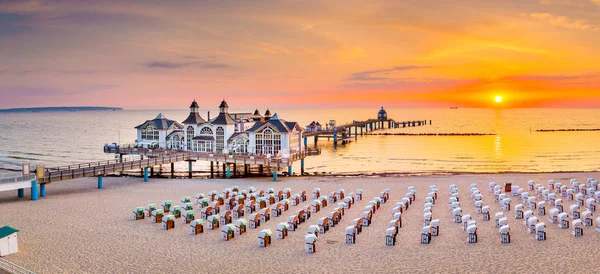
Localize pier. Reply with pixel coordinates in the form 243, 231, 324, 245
1, 111, 429, 201
303, 118, 429, 145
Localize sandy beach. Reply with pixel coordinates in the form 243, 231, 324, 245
1, 172, 599, 273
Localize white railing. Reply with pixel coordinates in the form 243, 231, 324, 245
0, 174, 36, 184
0, 258, 35, 274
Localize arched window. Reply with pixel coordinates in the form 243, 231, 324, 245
200, 127, 213, 135
255, 127, 280, 155
216, 127, 225, 152
142, 126, 159, 141
186, 126, 194, 150
173, 135, 180, 149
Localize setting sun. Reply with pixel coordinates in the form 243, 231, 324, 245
495, 95, 503, 103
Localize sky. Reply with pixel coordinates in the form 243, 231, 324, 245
1, 0, 600, 109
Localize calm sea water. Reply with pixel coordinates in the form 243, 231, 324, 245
0, 108, 599, 175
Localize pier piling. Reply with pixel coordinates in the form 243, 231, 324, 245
301, 159, 305, 175
288, 165, 292, 176
170, 162, 174, 178
210, 161, 214, 178
31, 180, 38, 201
40, 184, 46, 197
143, 167, 149, 182
97, 176, 103, 189
17, 188, 24, 198
188, 161, 193, 179
226, 165, 231, 179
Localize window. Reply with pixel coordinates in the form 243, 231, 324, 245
186, 126, 194, 150
255, 127, 281, 155
233, 138, 248, 153
171, 135, 180, 149
200, 127, 213, 135
216, 127, 225, 152
142, 126, 159, 141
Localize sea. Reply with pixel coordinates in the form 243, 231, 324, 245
0, 108, 599, 176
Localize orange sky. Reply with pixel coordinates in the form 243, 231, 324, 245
1, 0, 599, 109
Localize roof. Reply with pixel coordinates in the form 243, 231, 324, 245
166, 130, 183, 139
193, 135, 215, 141
228, 132, 249, 142
135, 113, 183, 130
264, 109, 271, 116
219, 100, 229, 109
378, 107, 387, 115
246, 114, 303, 133
212, 112, 236, 125
253, 109, 261, 116
0, 226, 19, 238
190, 100, 199, 108
182, 112, 206, 124
229, 113, 253, 120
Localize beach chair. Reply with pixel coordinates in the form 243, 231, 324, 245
527, 217, 538, 233
355, 189, 363, 201
312, 188, 321, 199
570, 204, 581, 220
161, 200, 172, 213
234, 219, 248, 235
538, 201, 546, 215
346, 226, 356, 244
190, 219, 205, 235
307, 225, 319, 237
582, 210, 593, 226
161, 215, 175, 230
421, 226, 432, 244
133, 207, 145, 220
558, 212, 569, 229
305, 234, 318, 253
430, 219, 439, 236
151, 209, 164, 224
495, 212, 504, 227
500, 225, 510, 243
482, 206, 490, 221
489, 182, 496, 193
424, 212, 432, 226
502, 198, 511, 211
145, 203, 156, 217
586, 198, 596, 212
461, 215, 472, 231
276, 223, 289, 239
453, 208, 462, 223
573, 219, 584, 237
386, 227, 397, 246
467, 225, 477, 243
258, 229, 272, 247
536, 223, 546, 241
515, 204, 524, 219
221, 224, 235, 241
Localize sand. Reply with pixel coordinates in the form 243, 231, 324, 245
1, 172, 599, 273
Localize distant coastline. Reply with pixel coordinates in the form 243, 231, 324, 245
0, 106, 124, 113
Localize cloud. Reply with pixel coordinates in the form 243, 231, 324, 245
502, 73, 598, 82
257, 42, 292, 54
300, 24, 314, 31
345, 65, 432, 81
146, 61, 230, 69
527, 13, 591, 30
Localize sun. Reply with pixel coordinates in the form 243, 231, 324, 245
495, 95, 503, 103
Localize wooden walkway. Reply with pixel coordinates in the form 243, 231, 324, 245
40, 148, 319, 184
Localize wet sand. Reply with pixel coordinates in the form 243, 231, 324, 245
0, 172, 599, 273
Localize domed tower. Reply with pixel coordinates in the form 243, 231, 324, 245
377, 106, 387, 121
264, 109, 272, 120
182, 100, 206, 124
219, 99, 229, 113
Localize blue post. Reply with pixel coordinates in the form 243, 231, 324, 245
304, 137, 308, 148
144, 167, 149, 182
288, 165, 292, 176
31, 180, 38, 201
333, 133, 338, 144
40, 184, 46, 197
119, 154, 123, 163
17, 188, 24, 198
301, 159, 305, 174
98, 176, 103, 189
226, 166, 231, 179
273, 170, 278, 181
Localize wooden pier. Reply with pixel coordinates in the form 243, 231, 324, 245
302, 118, 429, 145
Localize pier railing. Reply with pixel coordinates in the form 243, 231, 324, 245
41, 146, 320, 183
0, 174, 36, 184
